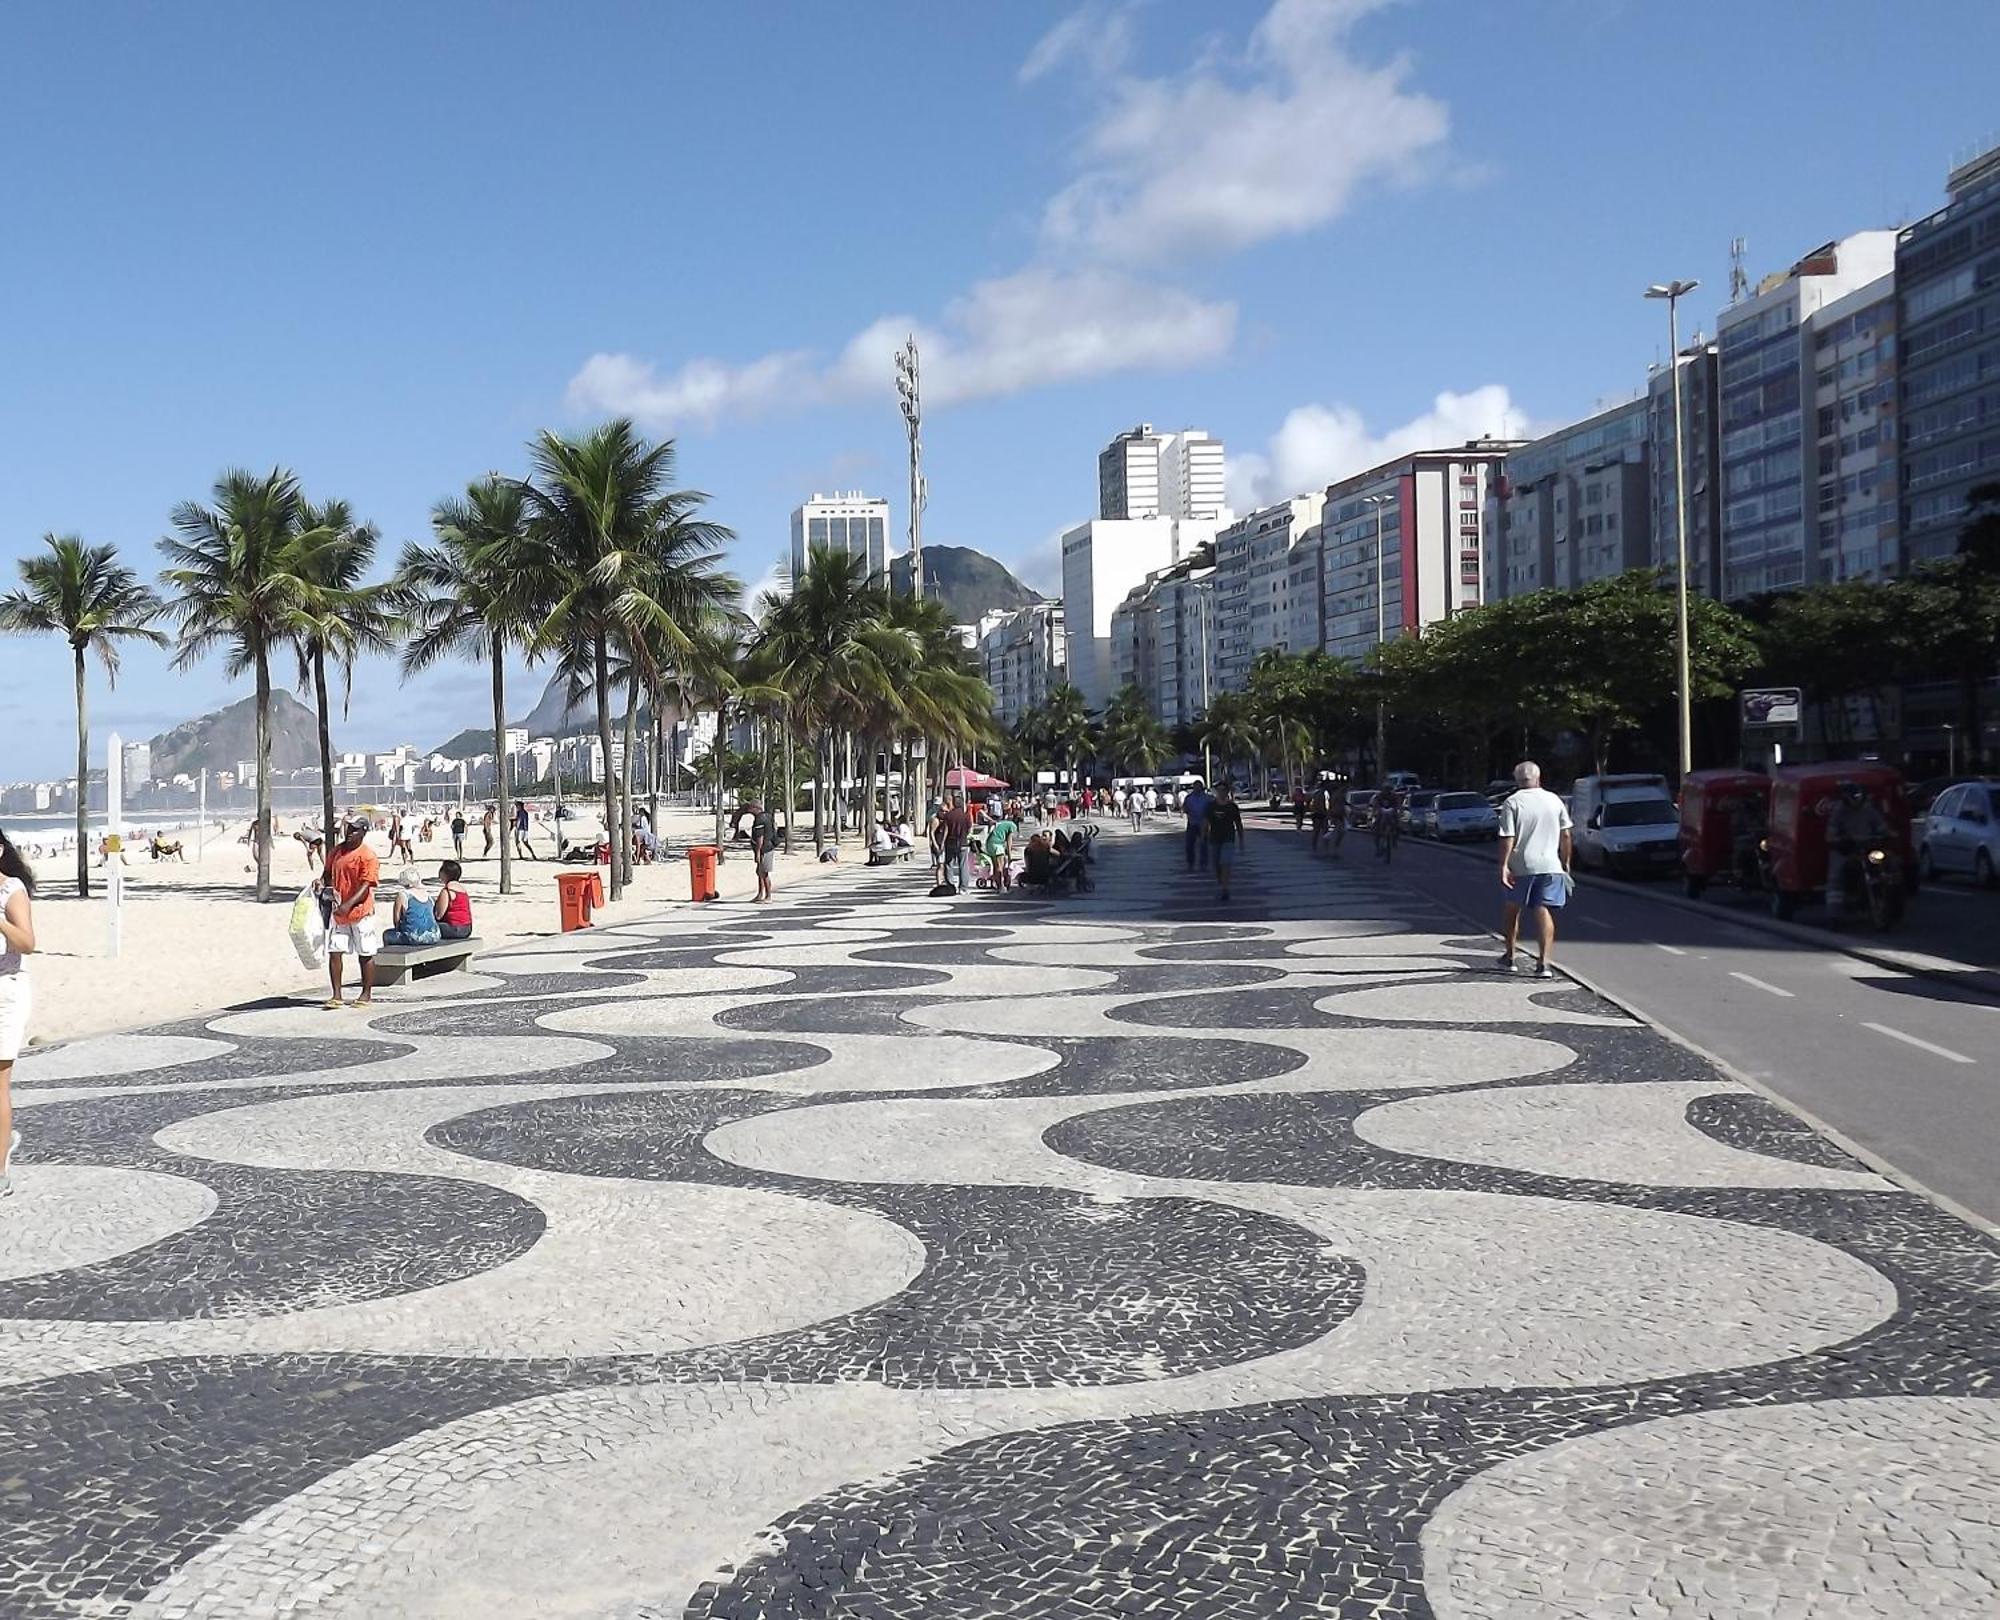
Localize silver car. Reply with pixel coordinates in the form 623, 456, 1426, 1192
1920, 781, 2000, 887
1431, 791, 1500, 842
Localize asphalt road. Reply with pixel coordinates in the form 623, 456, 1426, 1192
1276, 820, 2000, 1229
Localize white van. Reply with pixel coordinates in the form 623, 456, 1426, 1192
1570, 774, 1680, 876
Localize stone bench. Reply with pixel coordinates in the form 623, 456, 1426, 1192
372, 938, 480, 987
867, 846, 916, 866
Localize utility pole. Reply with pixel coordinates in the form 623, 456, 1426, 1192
1363, 494, 1392, 780
1647, 279, 1700, 779
895, 336, 926, 603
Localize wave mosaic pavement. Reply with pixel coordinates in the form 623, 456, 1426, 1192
3, 826, 1998, 1617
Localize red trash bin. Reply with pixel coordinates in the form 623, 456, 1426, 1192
556, 870, 599, 932
687, 844, 720, 902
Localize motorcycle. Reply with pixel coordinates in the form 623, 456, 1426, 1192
1828, 840, 1907, 930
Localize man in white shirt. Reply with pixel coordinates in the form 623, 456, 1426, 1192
1495, 760, 1573, 979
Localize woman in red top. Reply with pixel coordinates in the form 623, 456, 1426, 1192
434, 860, 473, 940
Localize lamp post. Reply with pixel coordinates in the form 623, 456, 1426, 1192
1362, 493, 1392, 780
1196, 587, 1213, 783
894, 336, 926, 602
1647, 278, 1700, 778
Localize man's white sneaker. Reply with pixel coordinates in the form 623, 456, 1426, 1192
1496, 953, 1518, 974
1533, 961, 1556, 980
1, 1128, 17, 1197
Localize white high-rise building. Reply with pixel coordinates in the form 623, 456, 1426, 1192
1061, 516, 1224, 708
1098, 425, 1231, 521
790, 492, 890, 582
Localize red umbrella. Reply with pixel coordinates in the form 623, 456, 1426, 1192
945, 767, 1008, 790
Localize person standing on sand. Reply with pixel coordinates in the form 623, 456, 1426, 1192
480, 804, 496, 857
450, 809, 466, 859
514, 799, 535, 860
323, 818, 381, 1009
0, 826, 38, 1198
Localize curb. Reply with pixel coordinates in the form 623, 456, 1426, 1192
1371, 836, 2000, 1243
1406, 831, 2000, 1007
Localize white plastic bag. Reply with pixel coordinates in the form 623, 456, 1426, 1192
289, 884, 328, 969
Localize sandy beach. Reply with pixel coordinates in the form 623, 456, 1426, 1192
17, 807, 859, 1045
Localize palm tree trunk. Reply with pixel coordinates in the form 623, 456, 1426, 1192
254, 646, 273, 902
594, 634, 621, 902
783, 723, 795, 853
492, 644, 513, 896
312, 649, 336, 882
73, 645, 90, 899
712, 703, 728, 852
619, 671, 640, 889
648, 707, 661, 832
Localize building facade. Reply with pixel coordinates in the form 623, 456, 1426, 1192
1097, 424, 1229, 521
1809, 276, 1900, 581
1321, 444, 1517, 661
1060, 515, 1222, 707
790, 492, 890, 581
977, 601, 1066, 728
1209, 495, 1325, 688
1897, 144, 2000, 566
1488, 399, 1652, 600
1107, 549, 1216, 730
1715, 232, 1896, 597
1646, 340, 1725, 600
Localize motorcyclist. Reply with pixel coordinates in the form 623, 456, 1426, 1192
1728, 789, 1767, 887
1824, 781, 1891, 908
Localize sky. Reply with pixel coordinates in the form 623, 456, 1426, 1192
2, 0, 1995, 778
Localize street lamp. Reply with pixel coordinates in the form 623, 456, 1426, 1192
1646, 278, 1700, 778
1196, 587, 1213, 783
894, 336, 926, 602
1362, 493, 1393, 780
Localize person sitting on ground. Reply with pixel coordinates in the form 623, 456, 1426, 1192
432, 860, 473, 941
384, 866, 443, 946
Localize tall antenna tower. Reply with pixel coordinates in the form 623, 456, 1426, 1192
1728, 237, 1750, 305
894, 336, 926, 602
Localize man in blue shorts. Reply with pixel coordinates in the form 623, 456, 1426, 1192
1496, 760, 1572, 980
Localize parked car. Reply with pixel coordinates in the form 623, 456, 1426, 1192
1346, 790, 1382, 830
1484, 778, 1517, 808
1385, 770, 1422, 793
1431, 790, 1500, 841
1919, 780, 2000, 887
1399, 789, 1439, 836
1571, 774, 1680, 875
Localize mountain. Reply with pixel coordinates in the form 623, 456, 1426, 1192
147, 692, 325, 779
890, 544, 1041, 625
428, 673, 612, 758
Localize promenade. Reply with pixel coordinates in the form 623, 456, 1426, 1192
2, 824, 1996, 1616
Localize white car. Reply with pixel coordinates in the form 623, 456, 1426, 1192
1430, 791, 1499, 841
1920, 780, 2000, 887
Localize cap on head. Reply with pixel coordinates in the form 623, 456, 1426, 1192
343, 817, 370, 836
1514, 761, 1542, 787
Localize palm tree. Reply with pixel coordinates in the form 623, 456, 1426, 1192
1038, 683, 1098, 800
0, 536, 165, 896
522, 421, 733, 900
1101, 682, 1172, 776
397, 477, 543, 895
676, 618, 781, 851
1197, 691, 1259, 787
290, 499, 398, 870
756, 548, 903, 852
160, 468, 317, 901
883, 591, 993, 820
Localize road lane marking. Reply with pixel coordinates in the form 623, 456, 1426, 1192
1728, 971, 1795, 998
1573, 915, 1614, 930
1862, 1022, 1976, 1064
1654, 943, 1690, 956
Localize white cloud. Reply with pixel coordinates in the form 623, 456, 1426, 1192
740, 555, 790, 614
1019, 2, 1134, 83
1038, 0, 1448, 262
1010, 524, 1072, 596
567, 268, 1236, 429
1227, 385, 1524, 508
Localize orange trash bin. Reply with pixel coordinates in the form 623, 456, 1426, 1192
556, 870, 599, 931
687, 844, 720, 902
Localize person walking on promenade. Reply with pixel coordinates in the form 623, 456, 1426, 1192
1181, 777, 1213, 872
1374, 785, 1402, 863
1309, 780, 1331, 854
1129, 789, 1145, 833
746, 798, 778, 902
1496, 760, 1573, 980
1291, 785, 1307, 833
1329, 779, 1349, 858
1204, 781, 1245, 902
323, 817, 382, 1009
450, 808, 466, 860
0, 827, 38, 1198
513, 799, 536, 861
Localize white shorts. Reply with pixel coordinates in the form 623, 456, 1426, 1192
0, 974, 29, 1063
757, 849, 777, 876
327, 917, 381, 958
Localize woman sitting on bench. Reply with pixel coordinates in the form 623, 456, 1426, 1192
385, 867, 442, 946
432, 860, 473, 941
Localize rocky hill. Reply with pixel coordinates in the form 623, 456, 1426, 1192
890, 544, 1041, 625
147, 692, 324, 779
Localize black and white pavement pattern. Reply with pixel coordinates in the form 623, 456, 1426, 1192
2, 824, 1997, 1617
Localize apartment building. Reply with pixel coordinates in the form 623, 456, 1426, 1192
1487, 399, 1652, 600
790, 492, 891, 581
1097, 424, 1229, 521
1107, 547, 1217, 729
1646, 340, 1725, 600
1060, 515, 1222, 706
1209, 495, 1325, 688
976, 601, 1066, 728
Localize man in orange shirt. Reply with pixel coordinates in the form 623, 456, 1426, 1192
324, 817, 381, 1008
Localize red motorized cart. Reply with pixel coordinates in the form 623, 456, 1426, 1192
1677, 768, 1772, 899
1764, 761, 1912, 923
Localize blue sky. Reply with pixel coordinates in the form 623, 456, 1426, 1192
2, 0, 1993, 777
